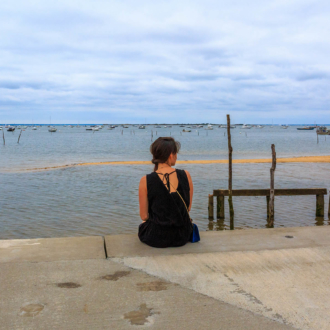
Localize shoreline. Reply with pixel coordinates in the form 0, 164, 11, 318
2, 155, 330, 173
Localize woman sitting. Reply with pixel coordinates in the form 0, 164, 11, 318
138, 137, 193, 248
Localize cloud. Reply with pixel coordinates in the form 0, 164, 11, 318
0, 0, 330, 123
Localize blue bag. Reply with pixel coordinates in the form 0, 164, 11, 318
190, 223, 200, 243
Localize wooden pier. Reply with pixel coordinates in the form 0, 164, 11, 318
208, 188, 329, 225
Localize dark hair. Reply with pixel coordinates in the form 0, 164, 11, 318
150, 137, 181, 171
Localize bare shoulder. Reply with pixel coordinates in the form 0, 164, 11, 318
139, 175, 147, 187
184, 170, 192, 180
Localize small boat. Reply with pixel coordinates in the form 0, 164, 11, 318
257, 125, 264, 129
205, 125, 213, 130
139, 125, 146, 129
155, 125, 161, 128
48, 127, 57, 132
297, 127, 314, 130
316, 127, 330, 135
123, 125, 129, 128
0, 127, 3, 130
280, 125, 289, 129
182, 129, 191, 132
92, 127, 99, 131
7, 127, 15, 131
167, 125, 172, 128
86, 128, 93, 131
241, 124, 252, 129
179, 125, 185, 127
32, 127, 37, 130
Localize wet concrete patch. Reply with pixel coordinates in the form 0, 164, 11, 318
136, 281, 168, 292
124, 303, 158, 325
19, 303, 44, 317
100, 271, 130, 281
56, 282, 81, 289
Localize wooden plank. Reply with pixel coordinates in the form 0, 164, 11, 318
213, 188, 328, 197
316, 195, 324, 217
208, 194, 214, 219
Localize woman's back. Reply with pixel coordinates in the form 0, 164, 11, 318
139, 169, 192, 248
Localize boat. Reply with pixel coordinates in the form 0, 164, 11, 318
316, 127, 330, 135
205, 125, 213, 130
219, 125, 236, 129
86, 127, 93, 131
241, 124, 252, 129
182, 129, 191, 132
92, 127, 99, 131
179, 125, 185, 127
280, 125, 289, 129
139, 125, 146, 129
32, 127, 37, 130
123, 125, 129, 128
297, 127, 314, 130
155, 125, 161, 128
167, 125, 172, 128
7, 126, 15, 131
256, 125, 264, 129
48, 127, 57, 132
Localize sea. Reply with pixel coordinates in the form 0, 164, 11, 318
1, 124, 329, 240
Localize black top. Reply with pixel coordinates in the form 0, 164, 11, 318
138, 169, 193, 248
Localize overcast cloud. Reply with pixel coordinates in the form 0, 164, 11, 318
1, 0, 330, 123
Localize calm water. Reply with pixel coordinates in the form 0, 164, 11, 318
0, 125, 329, 239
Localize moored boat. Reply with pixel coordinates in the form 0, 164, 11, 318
316, 126, 330, 135
297, 126, 314, 130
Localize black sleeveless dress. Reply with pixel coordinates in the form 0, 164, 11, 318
138, 169, 193, 248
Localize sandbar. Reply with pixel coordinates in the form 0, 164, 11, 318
22, 155, 330, 173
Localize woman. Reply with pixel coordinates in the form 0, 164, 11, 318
138, 137, 193, 248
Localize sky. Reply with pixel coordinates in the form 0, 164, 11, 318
1, 0, 330, 124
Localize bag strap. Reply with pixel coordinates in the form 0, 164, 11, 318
169, 181, 192, 222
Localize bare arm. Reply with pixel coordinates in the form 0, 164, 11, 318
185, 170, 194, 212
139, 176, 149, 221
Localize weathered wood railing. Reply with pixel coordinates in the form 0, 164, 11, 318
208, 188, 329, 221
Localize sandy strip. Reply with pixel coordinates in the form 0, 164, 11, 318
22, 155, 330, 173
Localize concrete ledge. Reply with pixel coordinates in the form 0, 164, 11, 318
0, 236, 105, 263
105, 226, 330, 258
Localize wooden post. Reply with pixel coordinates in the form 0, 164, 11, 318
316, 194, 324, 217
17, 130, 22, 144
227, 114, 234, 230
216, 195, 225, 218
328, 193, 330, 217
208, 194, 214, 219
268, 144, 276, 227
2, 130, 5, 145
266, 196, 270, 218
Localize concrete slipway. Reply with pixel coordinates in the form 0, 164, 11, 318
1, 226, 330, 329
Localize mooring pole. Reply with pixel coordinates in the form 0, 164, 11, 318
268, 144, 276, 227
17, 130, 22, 144
2, 130, 5, 145
227, 114, 234, 230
